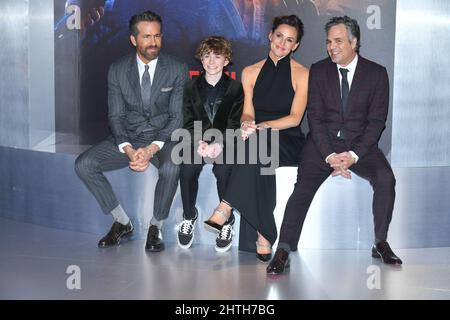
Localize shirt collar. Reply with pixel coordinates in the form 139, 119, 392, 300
136, 54, 158, 73
337, 54, 358, 74
201, 72, 226, 88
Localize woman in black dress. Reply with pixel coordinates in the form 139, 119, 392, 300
204, 15, 309, 261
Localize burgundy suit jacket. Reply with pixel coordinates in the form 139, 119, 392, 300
307, 56, 390, 160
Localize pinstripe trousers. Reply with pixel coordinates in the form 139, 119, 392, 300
74, 135, 179, 222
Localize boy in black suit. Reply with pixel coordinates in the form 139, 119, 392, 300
177, 36, 243, 252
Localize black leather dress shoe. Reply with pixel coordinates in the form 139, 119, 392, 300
98, 221, 134, 247
145, 225, 164, 252
372, 240, 403, 265
266, 248, 290, 275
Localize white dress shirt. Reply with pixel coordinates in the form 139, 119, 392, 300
136, 54, 158, 85
337, 54, 358, 89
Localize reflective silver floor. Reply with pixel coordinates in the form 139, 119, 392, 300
1, 218, 449, 300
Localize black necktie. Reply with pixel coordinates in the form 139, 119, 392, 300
339, 68, 349, 114
141, 65, 151, 107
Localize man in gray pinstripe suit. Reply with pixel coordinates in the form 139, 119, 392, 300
75, 11, 188, 252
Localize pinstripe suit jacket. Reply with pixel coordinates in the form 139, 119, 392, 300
107, 52, 188, 145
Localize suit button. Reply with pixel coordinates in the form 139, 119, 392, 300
145, 112, 150, 118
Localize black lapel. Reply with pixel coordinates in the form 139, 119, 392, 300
192, 76, 211, 124
211, 75, 231, 124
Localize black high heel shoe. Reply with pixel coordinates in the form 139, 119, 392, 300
204, 208, 234, 233
256, 241, 272, 263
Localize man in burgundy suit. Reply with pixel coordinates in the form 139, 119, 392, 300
267, 16, 402, 275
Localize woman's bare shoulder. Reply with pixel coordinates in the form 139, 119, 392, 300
242, 59, 266, 82
291, 59, 309, 76
244, 59, 266, 73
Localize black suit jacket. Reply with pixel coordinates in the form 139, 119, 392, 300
182, 74, 244, 146
307, 56, 390, 159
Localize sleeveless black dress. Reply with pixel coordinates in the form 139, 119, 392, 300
223, 55, 305, 252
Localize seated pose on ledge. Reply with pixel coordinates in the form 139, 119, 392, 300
177, 36, 243, 252
204, 15, 309, 262
267, 16, 402, 276
75, 10, 188, 252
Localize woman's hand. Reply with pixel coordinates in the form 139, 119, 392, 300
256, 122, 271, 130
197, 141, 223, 159
206, 143, 223, 159
241, 120, 257, 140
197, 140, 209, 157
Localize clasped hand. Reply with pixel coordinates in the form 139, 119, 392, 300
126, 144, 160, 172
241, 121, 270, 141
197, 141, 223, 159
328, 152, 356, 179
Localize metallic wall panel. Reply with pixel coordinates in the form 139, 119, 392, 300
29, 0, 55, 148
0, 0, 30, 148
54, 0, 80, 145
392, 0, 450, 167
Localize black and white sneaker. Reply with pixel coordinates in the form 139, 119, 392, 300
177, 219, 196, 249
215, 223, 234, 252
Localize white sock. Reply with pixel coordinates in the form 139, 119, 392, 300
150, 217, 163, 229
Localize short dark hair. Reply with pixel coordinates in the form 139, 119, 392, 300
129, 11, 162, 37
195, 36, 233, 63
271, 15, 304, 44
325, 16, 360, 53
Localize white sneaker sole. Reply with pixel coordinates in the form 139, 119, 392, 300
177, 235, 194, 249
215, 242, 232, 253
